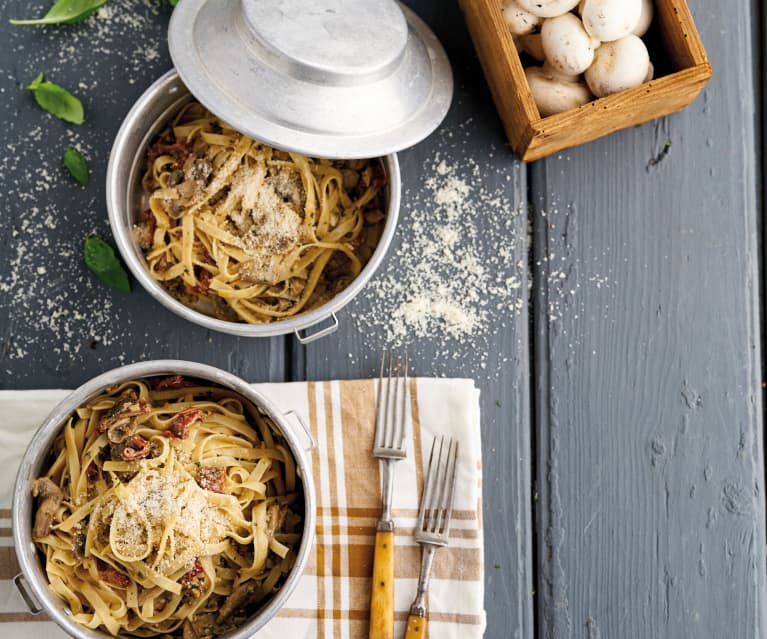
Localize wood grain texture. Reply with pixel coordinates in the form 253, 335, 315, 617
459, 0, 711, 161
531, 1, 766, 637
456, 0, 538, 155
524, 66, 711, 162
369, 530, 395, 639
0, 4, 287, 387
404, 613, 426, 639
294, 3, 534, 638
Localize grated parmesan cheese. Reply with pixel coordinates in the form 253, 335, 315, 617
349, 126, 529, 374
107, 463, 225, 575
223, 158, 305, 283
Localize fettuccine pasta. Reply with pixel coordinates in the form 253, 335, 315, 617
31, 376, 302, 638
135, 100, 387, 323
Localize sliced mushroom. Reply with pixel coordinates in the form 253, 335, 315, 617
164, 199, 184, 219
183, 613, 217, 639
32, 478, 64, 539
176, 180, 197, 201
189, 158, 213, 181
584, 35, 651, 97
110, 435, 151, 461
217, 582, 258, 622
99, 392, 152, 444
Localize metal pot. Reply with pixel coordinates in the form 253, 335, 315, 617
12, 360, 316, 639
106, 70, 401, 343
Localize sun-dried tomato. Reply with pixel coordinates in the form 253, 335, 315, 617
161, 408, 204, 439
152, 375, 194, 390
180, 561, 204, 584
187, 268, 212, 296
197, 466, 226, 493
371, 162, 387, 189
99, 568, 130, 588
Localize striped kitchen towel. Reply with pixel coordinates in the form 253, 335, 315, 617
0, 378, 484, 638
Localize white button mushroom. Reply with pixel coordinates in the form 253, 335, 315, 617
580, 0, 642, 42
584, 34, 651, 97
515, 0, 581, 19
644, 62, 654, 83
502, 0, 541, 36
631, 0, 654, 37
541, 13, 599, 76
541, 61, 581, 83
525, 66, 593, 116
518, 33, 545, 61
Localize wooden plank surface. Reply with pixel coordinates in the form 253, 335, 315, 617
531, 2, 766, 637
3, 0, 761, 638
295, 3, 534, 638
0, 2, 287, 384
0, 1, 535, 638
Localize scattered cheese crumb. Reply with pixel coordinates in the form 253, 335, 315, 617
350, 129, 529, 375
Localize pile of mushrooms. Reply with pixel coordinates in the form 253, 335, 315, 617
503, 0, 654, 116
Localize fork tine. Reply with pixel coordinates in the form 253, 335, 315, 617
435, 438, 458, 534
434, 436, 450, 533
386, 353, 399, 448
417, 436, 459, 537
446, 440, 459, 530
396, 353, 408, 450
372, 351, 407, 459
417, 437, 438, 530
426, 436, 446, 533
380, 351, 391, 448
375, 352, 385, 448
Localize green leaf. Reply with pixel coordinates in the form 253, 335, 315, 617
25, 73, 84, 124
169, 0, 179, 5
63, 147, 89, 185
83, 235, 131, 293
10, 0, 107, 25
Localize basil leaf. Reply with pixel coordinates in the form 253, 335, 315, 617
63, 147, 89, 185
169, 0, 179, 5
26, 73, 84, 124
10, 0, 107, 25
84, 235, 131, 293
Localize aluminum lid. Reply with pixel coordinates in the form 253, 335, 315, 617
167, 0, 453, 159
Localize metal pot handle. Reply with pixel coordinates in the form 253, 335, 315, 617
283, 409, 316, 451
294, 313, 338, 345
13, 573, 42, 614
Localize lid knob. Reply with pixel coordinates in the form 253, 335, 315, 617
242, 0, 408, 85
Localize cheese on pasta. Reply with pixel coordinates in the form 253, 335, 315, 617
31, 377, 302, 638
137, 101, 386, 324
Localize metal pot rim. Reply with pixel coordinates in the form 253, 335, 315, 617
11, 360, 316, 639
106, 69, 401, 339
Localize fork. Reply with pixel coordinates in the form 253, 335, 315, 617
404, 436, 459, 639
369, 352, 408, 639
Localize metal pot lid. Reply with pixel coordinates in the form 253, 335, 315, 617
167, 0, 453, 159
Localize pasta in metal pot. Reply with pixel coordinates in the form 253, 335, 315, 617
31, 376, 302, 638
136, 101, 387, 323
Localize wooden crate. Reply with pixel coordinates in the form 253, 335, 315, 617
457, 0, 712, 162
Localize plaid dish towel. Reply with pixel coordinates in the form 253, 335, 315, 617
0, 379, 484, 638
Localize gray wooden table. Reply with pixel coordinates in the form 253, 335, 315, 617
0, 1, 763, 637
